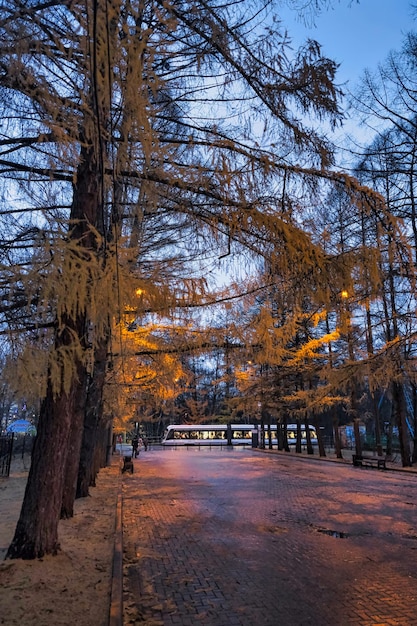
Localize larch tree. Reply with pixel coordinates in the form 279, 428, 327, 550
0, 0, 392, 559
349, 32, 417, 465
353, 139, 417, 466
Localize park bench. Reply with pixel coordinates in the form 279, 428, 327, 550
352, 454, 386, 470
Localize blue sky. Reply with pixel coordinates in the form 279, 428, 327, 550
281, 0, 415, 89
278, 1, 416, 147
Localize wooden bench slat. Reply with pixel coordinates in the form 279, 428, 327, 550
352, 454, 386, 470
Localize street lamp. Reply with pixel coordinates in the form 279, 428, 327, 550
341, 289, 362, 459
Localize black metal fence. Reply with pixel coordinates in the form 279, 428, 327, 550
0, 434, 35, 477
0, 434, 14, 477
11, 434, 34, 459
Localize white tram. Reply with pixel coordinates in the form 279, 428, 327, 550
161, 423, 318, 446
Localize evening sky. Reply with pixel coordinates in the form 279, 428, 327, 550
281, 1, 415, 146
282, 0, 414, 88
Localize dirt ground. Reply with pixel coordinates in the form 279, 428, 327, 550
0, 453, 121, 626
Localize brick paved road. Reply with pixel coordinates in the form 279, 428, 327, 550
122, 448, 417, 626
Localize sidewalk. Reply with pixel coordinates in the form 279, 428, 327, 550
259, 445, 417, 474
1, 445, 416, 625
0, 453, 121, 626
121, 446, 417, 625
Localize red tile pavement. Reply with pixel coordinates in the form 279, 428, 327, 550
120, 448, 417, 626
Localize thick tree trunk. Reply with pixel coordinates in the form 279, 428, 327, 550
353, 417, 362, 459
313, 415, 326, 457
393, 381, 412, 467
77, 395, 99, 496
412, 385, 417, 464
333, 414, 343, 459
259, 412, 265, 449
61, 374, 88, 518
386, 406, 393, 457
6, 378, 78, 558
277, 420, 284, 450
295, 420, 302, 453
371, 391, 384, 457
283, 415, 290, 452
267, 416, 272, 450
96, 421, 110, 470
7, 143, 101, 557
77, 336, 109, 497
305, 417, 314, 455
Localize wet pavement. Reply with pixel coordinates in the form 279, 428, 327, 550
121, 447, 417, 626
